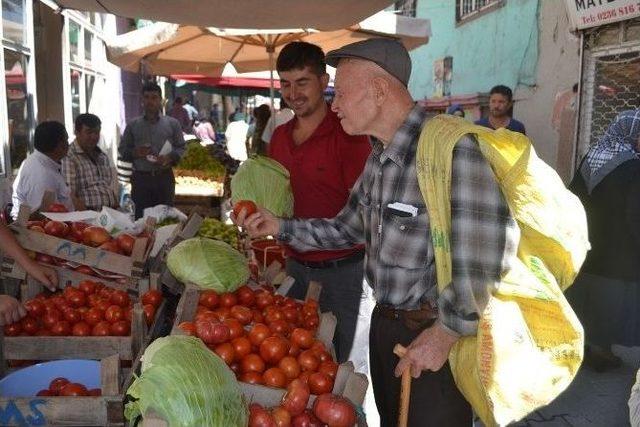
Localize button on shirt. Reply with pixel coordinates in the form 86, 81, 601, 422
279, 105, 518, 336
119, 115, 186, 172
61, 141, 118, 210
11, 150, 73, 218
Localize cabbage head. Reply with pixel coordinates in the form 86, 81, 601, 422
167, 237, 249, 292
125, 336, 247, 427
230, 155, 294, 217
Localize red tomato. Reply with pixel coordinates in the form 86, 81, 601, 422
20, 317, 40, 335
223, 318, 244, 340
62, 308, 81, 323
249, 404, 276, 427
219, 292, 238, 308
178, 321, 197, 336
96, 299, 112, 313
307, 372, 333, 395
213, 307, 231, 321
281, 379, 310, 416
291, 410, 323, 427
229, 362, 242, 377
99, 240, 122, 254
272, 407, 292, 427
43, 221, 69, 237
310, 341, 327, 357
264, 307, 285, 324
297, 350, 320, 372
318, 361, 338, 380
198, 290, 220, 310
143, 304, 156, 326
42, 310, 62, 329
241, 353, 266, 374
230, 305, 253, 325
82, 226, 111, 247
50, 321, 71, 336
48, 377, 69, 394
64, 288, 87, 308
233, 200, 257, 218
24, 299, 45, 318
269, 319, 291, 336
240, 371, 264, 385
45, 203, 68, 213
291, 329, 314, 349
110, 320, 130, 336
78, 280, 97, 295
279, 356, 301, 380
59, 383, 89, 396
141, 290, 162, 308
316, 351, 332, 364
110, 290, 130, 308
283, 307, 300, 324
302, 315, 319, 330
249, 323, 271, 348
83, 307, 104, 326
252, 309, 265, 324
312, 393, 356, 427
213, 342, 235, 364
72, 321, 91, 336
260, 336, 290, 365
288, 343, 301, 358
26, 220, 44, 228
3, 322, 21, 336
255, 292, 274, 309
231, 336, 252, 360
262, 367, 288, 388
92, 321, 111, 336
104, 305, 124, 323
116, 233, 136, 256
195, 319, 230, 345
236, 286, 255, 307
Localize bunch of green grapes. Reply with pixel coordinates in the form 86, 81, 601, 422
198, 218, 239, 248
177, 143, 226, 180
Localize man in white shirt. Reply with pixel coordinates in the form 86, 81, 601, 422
11, 121, 73, 218
224, 114, 249, 162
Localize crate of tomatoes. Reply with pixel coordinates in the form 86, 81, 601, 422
3, 204, 155, 288
0, 278, 166, 362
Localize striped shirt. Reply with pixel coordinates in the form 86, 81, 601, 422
279, 105, 518, 336
61, 141, 118, 210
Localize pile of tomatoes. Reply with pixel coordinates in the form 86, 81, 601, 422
36, 377, 100, 397
3, 282, 163, 337
249, 379, 357, 427
177, 285, 338, 394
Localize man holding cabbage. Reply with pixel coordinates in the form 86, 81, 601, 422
235, 38, 518, 426
267, 42, 371, 364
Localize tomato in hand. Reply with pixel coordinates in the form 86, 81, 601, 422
233, 200, 257, 218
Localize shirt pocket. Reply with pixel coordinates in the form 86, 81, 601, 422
380, 208, 431, 268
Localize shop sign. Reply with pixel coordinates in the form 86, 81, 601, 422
565, 0, 640, 30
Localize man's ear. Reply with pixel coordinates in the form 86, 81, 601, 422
371, 77, 389, 106
321, 73, 330, 90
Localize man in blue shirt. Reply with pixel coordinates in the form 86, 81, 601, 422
475, 85, 526, 135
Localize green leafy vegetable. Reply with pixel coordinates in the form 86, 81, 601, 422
177, 142, 226, 180
230, 155, 294, 217
125, 336, 247, 427
167, 237, 249, 292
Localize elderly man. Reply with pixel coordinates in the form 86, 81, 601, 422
235, 38, 518, 426
61, 113, 118, 211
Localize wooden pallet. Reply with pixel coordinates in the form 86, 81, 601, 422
1, 279, 167, 362
9, 205, 154, 279
0, 355, 126, 426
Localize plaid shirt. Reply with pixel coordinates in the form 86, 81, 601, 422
61, 141, 118, 210
280, 105, 518, 336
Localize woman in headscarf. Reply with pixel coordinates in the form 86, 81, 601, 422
568, 109, 640, 371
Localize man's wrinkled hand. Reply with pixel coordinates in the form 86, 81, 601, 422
27, 261, 58, 291
394, 322, 459, 378
231, 207, 279, 239
0, 295, 26, 326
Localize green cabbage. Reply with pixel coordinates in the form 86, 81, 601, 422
230, 155, 294, 217
125, 336, 247, 427
167, 237, 249, 292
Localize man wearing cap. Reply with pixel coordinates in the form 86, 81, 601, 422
235, 38, 517, 426
268, 41, 371, 364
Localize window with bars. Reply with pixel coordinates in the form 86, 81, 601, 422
456, 0, 502, 23
394, 0, 417, 17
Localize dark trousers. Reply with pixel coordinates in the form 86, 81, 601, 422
285, 257, 363, 363
131, 169, 175, 219
370, 305, 472, 427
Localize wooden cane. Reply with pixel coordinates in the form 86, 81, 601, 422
394, 344, 411, 427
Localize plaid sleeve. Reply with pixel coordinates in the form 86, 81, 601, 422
437, 135, 518, 336
60, 157, 77, 195
279, 172, 367, 252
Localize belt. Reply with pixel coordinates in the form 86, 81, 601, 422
296, 250, 365, 269
376, 303, 438, 331
133, 168, 172, 176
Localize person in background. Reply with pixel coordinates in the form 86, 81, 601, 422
268, 41, 372, 363
475, 85, 526, 134
446, 104, 465, 118
236, 38, 516, 426
567, 109, 640, 372
262, 99, 295, 144
193, 116, 217, 145
11, 121, 73, 219
61, 113, 118, 211
169, 97, 192, 133
225, 112, 249, 162
209, 103, 220, 128
183, 99, 199, 126
119, 82, 186, 218
249, 104, 271, 155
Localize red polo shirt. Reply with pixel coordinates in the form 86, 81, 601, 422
269, 107, 371, 262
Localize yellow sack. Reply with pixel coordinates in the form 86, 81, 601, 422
416, 115, 588, 426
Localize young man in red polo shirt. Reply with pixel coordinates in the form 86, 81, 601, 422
269, 42, 371, 362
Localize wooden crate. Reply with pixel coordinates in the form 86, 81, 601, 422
1, 279, 167, 362
173, 194, 222, 219
0, 354, 127, 426
9, 206, 154, 279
